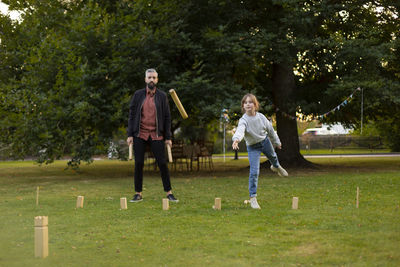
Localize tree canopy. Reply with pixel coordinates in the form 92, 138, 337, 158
1, 0, 399, 167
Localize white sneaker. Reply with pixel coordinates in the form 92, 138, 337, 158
270, 165, 288, 177
250, 197, 261, 209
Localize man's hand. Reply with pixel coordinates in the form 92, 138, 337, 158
232, 140, 239, 150
127, 137, 133, 146
165, 140, 172, 147
275, 144, 282, 150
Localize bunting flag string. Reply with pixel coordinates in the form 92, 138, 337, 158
316, 87, 361, 120
272, 87, 361, 121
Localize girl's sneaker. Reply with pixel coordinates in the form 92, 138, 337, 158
250, 197, 261, 209
270, 165, 288, 177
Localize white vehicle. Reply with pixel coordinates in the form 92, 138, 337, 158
302, 123, 351, 136
302, 128, 337, 136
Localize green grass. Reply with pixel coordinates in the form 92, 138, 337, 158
300, 148, 392, 155
1, 158, 399, 266
216, 148, 392, 157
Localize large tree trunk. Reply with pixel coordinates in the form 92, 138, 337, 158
271, 62, 312, 167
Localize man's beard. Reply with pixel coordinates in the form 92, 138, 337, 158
147, 82, 156, 90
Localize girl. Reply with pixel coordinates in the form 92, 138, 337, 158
232, 93, 288, 209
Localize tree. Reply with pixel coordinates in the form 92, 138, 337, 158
318, 2, 400, 152
1, 0, 399, 167
0, 0, 246, 165
1, 1, 136, 166
217, 0, 400, 165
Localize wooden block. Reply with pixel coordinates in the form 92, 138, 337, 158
213, 198, 221, 210
167, 145, 173, 163
169, 89, 188, 119
162, 198, 169, 210
292, 197, 299, 209
34, 216, 48, 227
76, 196, 84, 208
129, 143, 133, 160
356, 187, 359, 208
34, 216, 48, 258
120, 197, 127, 210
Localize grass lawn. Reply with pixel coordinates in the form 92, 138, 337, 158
217, 148, 392, 157
1, 157, 399, 266
300, 148, 392, 155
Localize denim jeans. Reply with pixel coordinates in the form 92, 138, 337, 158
247, 137, 280, 197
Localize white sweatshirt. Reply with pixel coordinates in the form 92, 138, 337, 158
232, 112, 281, 147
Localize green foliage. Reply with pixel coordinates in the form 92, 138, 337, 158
351, 121, 381, 137
1, 0, 247, 164
375, 115, 400, 151
243, 1, 400, 151
1, 0, 399, 167
1, 1, 135, 166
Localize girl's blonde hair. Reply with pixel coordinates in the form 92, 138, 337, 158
241, 93, 259, 113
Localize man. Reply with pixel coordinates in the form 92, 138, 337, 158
127, 68, 178, 203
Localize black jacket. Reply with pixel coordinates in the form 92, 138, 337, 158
127, 88, 172, 140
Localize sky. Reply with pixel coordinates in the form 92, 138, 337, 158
0, 1, 21, 20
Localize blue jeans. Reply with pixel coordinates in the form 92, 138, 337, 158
247, 138, 280, 197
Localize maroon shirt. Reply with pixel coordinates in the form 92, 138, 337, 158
139, 88, 163, 141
